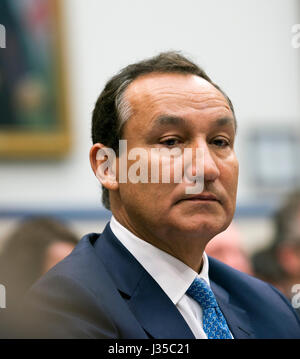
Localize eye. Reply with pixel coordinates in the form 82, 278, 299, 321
159, 137, 181, 147
211, 137, 230, 148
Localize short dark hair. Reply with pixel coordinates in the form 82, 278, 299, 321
251, 189, 300, 282
92, 51, 236, 210
273, 189, 300, 246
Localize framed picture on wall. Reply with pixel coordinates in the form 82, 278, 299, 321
247, 125, 300, 190
0, 0, 71, 159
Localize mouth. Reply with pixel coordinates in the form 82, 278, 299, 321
176, 192, 220, 204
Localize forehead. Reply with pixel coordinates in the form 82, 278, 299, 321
125, 72, 232, 117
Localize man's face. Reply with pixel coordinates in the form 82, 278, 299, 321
114, 72, 239, 248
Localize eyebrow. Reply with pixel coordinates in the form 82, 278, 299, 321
151, 115, 236, 130
214, 116, 236, 128
154, 115, 186, 127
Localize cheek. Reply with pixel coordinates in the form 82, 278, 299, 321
119, 182, 171, 210
232, 160, 239, 191
219, 159, 239, 201
224, 156, 239, 184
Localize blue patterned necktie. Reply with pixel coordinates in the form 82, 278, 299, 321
186, 277, 232, 339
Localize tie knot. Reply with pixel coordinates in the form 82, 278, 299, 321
186, 277, 218, 310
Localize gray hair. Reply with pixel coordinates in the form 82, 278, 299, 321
115, 79, 133, 134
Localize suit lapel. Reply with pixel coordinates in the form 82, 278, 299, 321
94, 224, 195, 339
128, 270, 195, 339
95, 223, 256, 339
211, 280, 255, 339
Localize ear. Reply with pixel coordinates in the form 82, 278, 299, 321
89, 143, 119, 191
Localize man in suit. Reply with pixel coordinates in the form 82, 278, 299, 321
21, 52, 300, 339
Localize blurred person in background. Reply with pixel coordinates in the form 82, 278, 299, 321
206, 223, 253, 275
0, 216, 78, 313
252, 189, 300, 317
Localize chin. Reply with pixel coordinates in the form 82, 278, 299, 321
171, 215, 228, 240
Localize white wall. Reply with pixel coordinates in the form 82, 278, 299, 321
1, 0, 299, 229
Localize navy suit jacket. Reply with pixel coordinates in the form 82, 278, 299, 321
22, 223, 300, 339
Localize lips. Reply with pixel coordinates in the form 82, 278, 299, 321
177, 192, 220, 204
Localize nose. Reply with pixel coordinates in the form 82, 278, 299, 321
189, 141, 220, 183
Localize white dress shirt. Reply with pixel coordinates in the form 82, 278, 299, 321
110, 215, 215, 339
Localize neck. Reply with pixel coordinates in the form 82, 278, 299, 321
112, 212, 207, 273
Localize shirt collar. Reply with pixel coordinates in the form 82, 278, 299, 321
109, 215, 210, 305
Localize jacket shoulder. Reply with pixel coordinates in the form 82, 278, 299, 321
20, 233, 120, 338
209, 256, 300, 338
